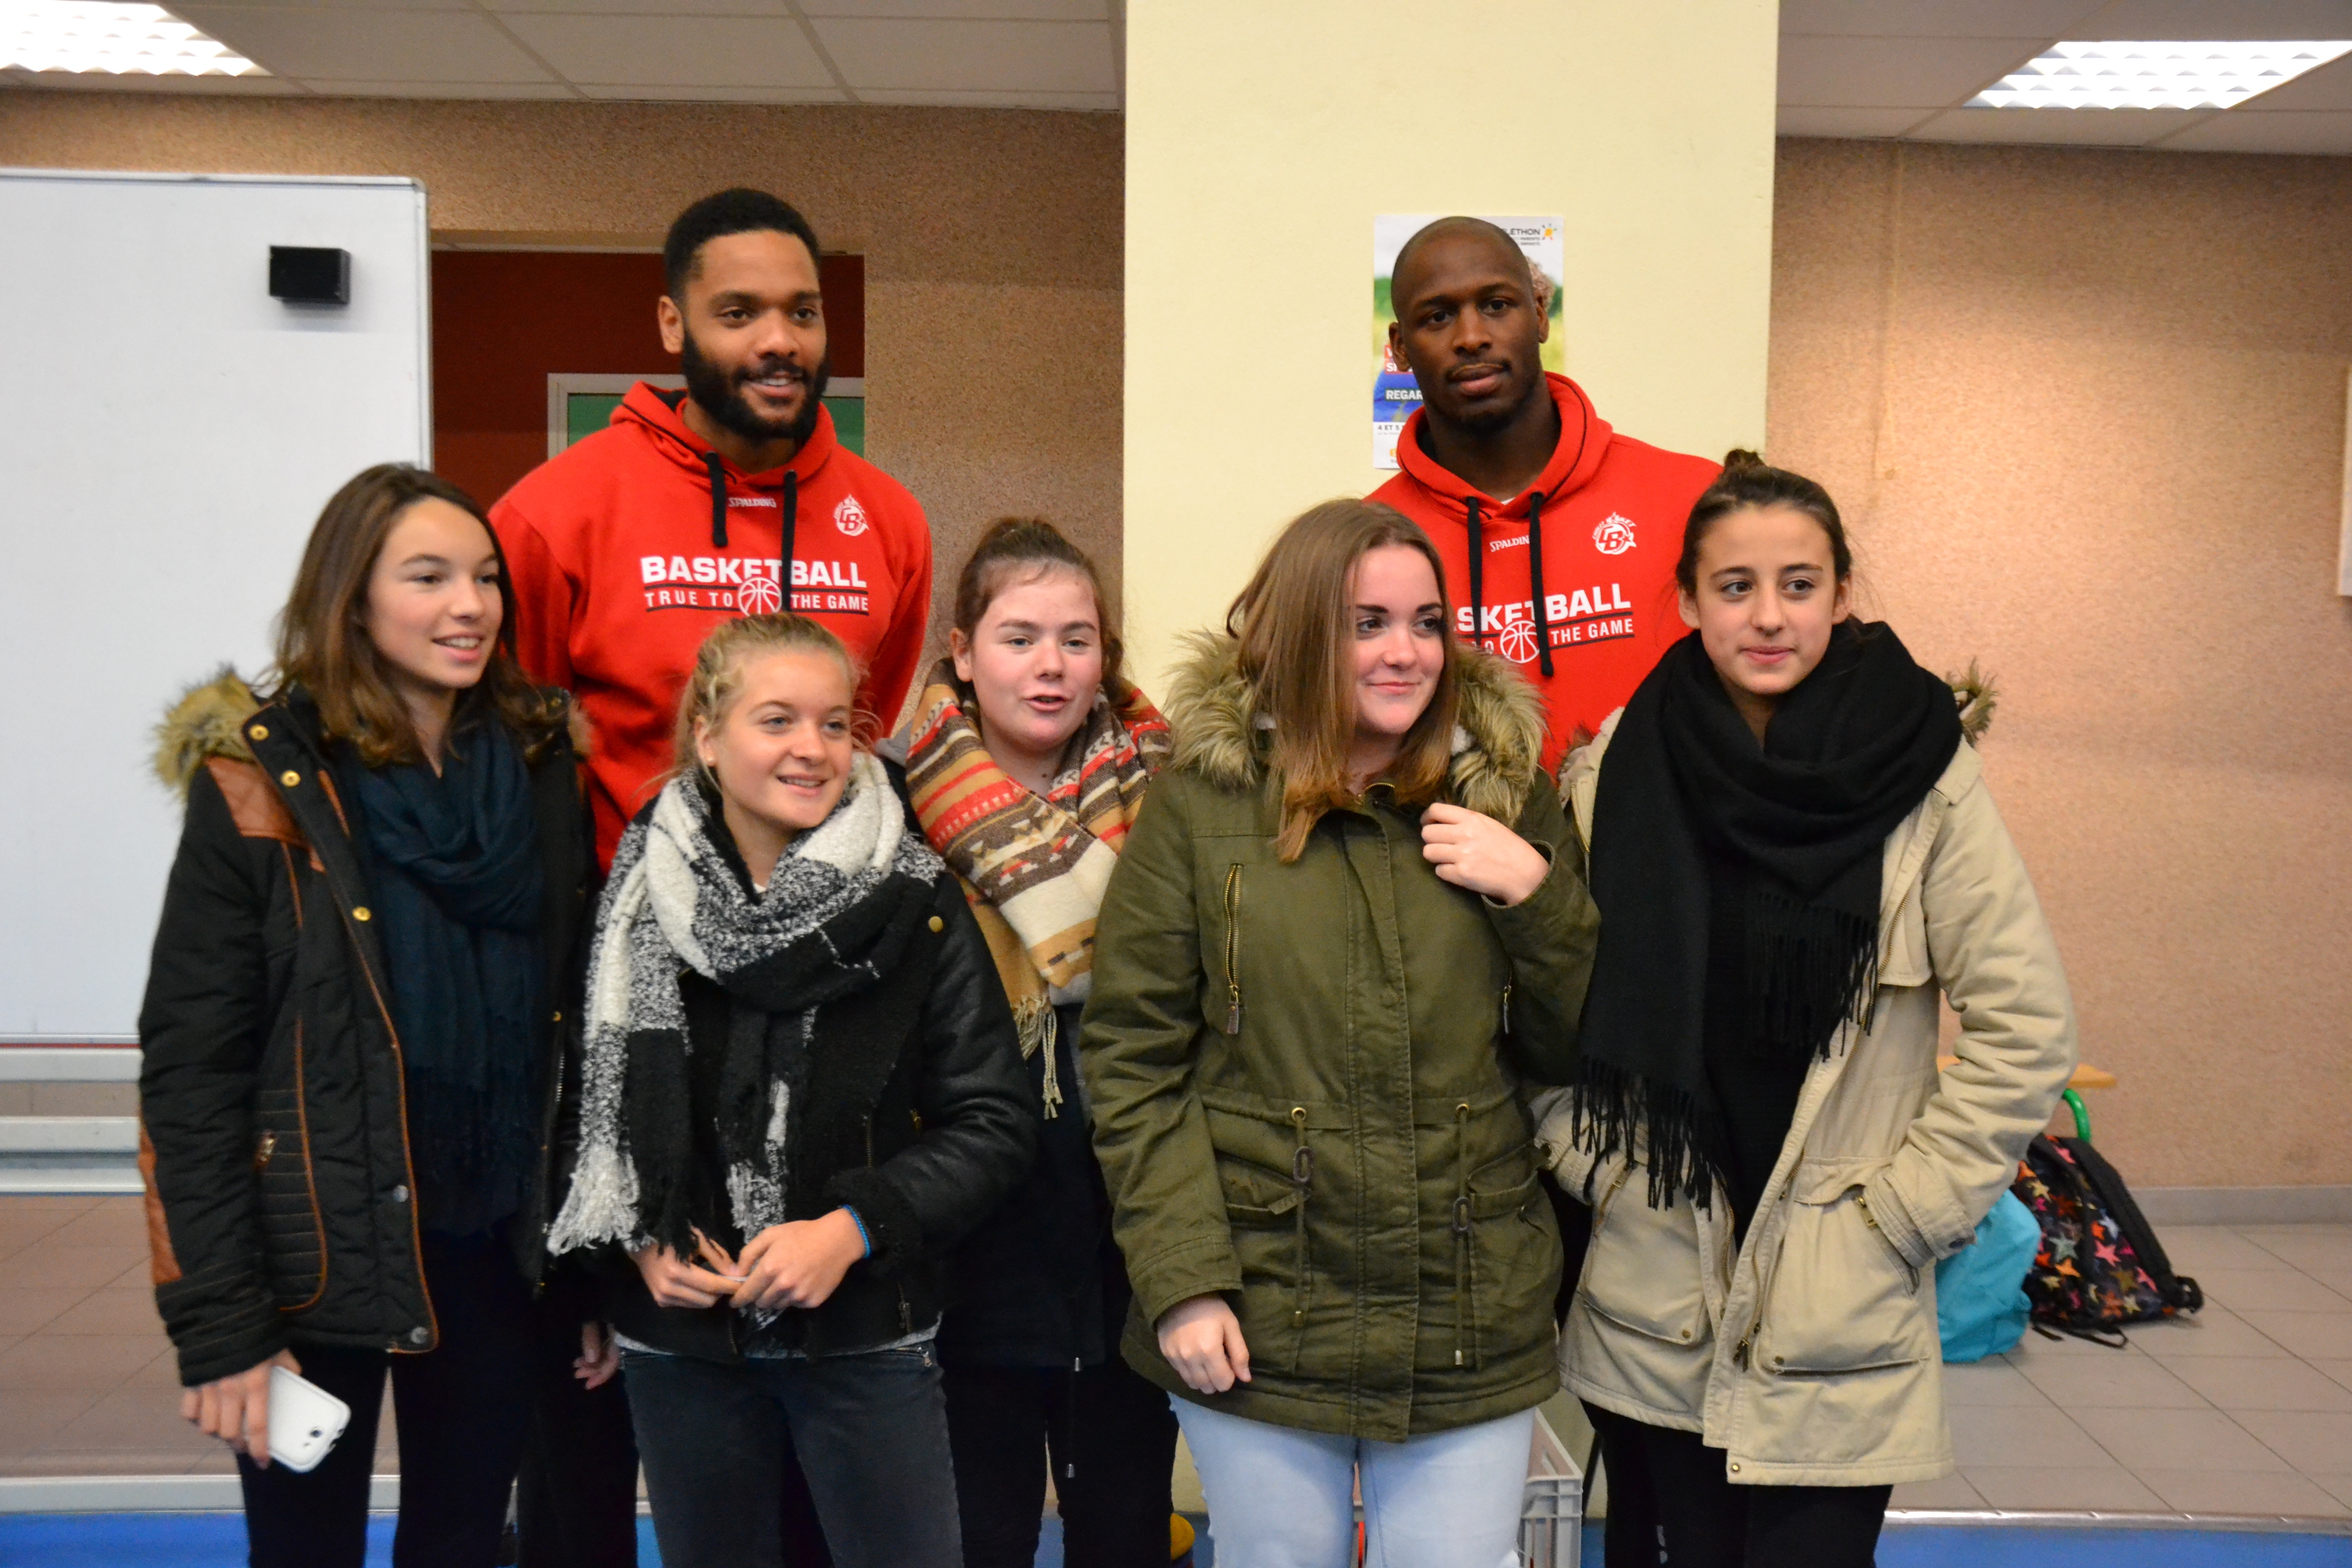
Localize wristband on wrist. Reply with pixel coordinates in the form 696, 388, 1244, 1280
843, 1207, 872, 1258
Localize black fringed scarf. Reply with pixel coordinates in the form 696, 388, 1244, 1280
1570, 622, 1961, 1209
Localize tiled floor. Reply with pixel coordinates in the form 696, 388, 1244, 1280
0, 1197, 398, 1479
1888, 1220, 2352, 1517
8, 1199, 2352, 1519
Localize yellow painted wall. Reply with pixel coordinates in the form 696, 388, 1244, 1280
1121, 0, 1781, 692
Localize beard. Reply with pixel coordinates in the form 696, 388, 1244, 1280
680, 328, 831, 450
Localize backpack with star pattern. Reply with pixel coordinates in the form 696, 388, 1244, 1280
2012, 1134, 2202, 1344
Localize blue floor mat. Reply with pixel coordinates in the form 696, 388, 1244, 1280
4, 1513, 2346, 1566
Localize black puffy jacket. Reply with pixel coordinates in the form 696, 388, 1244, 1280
138, 675, 590, 1387
592, 848, 1038, 1363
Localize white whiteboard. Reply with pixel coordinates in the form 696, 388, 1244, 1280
0, 169, 430, 1041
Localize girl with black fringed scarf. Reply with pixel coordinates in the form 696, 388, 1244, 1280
139, 465, 591, 1568
1542, 454, 2077, 1568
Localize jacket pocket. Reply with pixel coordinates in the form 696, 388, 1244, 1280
1758, 1162, 1934, 1375
254, 1086, 327, 1312
1577, 1164, 1709, 1348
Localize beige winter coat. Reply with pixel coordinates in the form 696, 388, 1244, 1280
1535, 715, 2076, 1486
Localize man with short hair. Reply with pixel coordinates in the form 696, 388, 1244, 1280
495, 187, 933, 869
1372, 215, 1719, 769
494, 187, 922, 1568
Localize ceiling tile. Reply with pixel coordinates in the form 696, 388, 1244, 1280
810, 17, 1111, 92
500, 13, 834, 87
300, 78, 582, 96
802, 0, 1106, 15
1777, 106, 1932, 137
855, 86, 1115, 108
2064, 0, 2352, 41
483, 0, 788, 15
171, 7, 556, 80
2154, 108, 2352, 152
1778, 35, 2046, 108
1780, 1, 2096, 39
1905, 106, 2214, 144
574, 81, 846, 101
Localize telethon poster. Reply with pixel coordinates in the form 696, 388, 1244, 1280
1373, 214, 1566, 469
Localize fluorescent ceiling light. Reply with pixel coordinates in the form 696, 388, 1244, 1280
1970, 40, 2352, 110
2, 0, 266, 75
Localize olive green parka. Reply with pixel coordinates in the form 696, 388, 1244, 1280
1079, 633, 1602, 1440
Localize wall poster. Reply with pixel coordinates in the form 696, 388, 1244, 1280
1373, 214, 1565, 469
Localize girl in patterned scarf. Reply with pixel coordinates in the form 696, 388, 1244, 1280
904, 520, 1186, 1568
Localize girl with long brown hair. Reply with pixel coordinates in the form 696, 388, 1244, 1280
139, 463, 592, 1566
1080, 499, 1603, 1565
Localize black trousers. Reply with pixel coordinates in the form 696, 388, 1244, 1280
517, 1292, 642, 1568
942, 1358, 1179, 1568
624, 1341, 960, 1568
1583, 1403, 1891, 1568
237, 1231, 536, 1568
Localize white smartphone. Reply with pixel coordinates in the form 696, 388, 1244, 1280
265, 1365, 352, 1474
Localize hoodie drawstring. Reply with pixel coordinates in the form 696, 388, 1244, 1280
705, 451, 729, 548
777, 471, 799, 615
1463, 496, 1485, 654
1526, 488, 1554, 678
705, 455, 800, 614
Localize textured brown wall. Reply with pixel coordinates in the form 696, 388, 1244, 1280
1770, 138, 2352, 1187
0, 93, 1123, 705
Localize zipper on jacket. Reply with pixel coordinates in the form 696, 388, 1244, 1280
863, 1111, 914, 1336
253, 1130, 276, 1172
1222, 864, 1244, 1035
1287, 1107, 1314, 1350
1501, 984, 1512, 1037
1452, 1101, 1478, 1369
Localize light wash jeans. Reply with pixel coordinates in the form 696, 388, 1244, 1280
1173, 1396, 1535, 1568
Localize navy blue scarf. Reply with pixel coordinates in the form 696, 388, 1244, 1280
355, 721, 544, 1236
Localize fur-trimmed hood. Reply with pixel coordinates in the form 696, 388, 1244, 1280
153, 668, 263, 795
1161, 630, 1549, 824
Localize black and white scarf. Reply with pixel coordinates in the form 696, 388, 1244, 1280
547, 753, 943, 1260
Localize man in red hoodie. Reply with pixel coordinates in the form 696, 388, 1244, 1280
1371, 216, 1720, 770
494, 188, 933, 869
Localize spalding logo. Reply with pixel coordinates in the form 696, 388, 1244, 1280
1593, 514, 1637, 555
835, 496, 870, 537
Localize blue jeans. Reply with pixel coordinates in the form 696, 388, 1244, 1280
622, 1342, 959, 1568
1173, 1398, 1536, 1568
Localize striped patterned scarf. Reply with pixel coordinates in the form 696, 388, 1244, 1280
905, 660, 1171, 1115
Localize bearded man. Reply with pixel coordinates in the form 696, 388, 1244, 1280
495, 187, 933, 868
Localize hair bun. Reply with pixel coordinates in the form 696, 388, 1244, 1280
1720, 448, 1767, 472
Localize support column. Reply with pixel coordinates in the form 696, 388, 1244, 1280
1122, 0, 1779, 691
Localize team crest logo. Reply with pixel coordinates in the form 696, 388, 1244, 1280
738, 574, 783, 615
835, 496, 870, 537
1496, 620, 1541, 665
1593, 514, 1636, 555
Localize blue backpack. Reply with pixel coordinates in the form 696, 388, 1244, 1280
1934, 1190, 2040, 1363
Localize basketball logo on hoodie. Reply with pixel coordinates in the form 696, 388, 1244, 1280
738, 574, 783, 615
835, 496, 870, 537
1593, 514, 1637, 555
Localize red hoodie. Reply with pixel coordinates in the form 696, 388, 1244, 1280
1371, 374, 1720, 771
493, 382, 932, 868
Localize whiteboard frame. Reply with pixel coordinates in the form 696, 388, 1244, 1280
0, 167, 431, 1042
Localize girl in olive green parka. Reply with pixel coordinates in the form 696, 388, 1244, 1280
1079, 500, 1602, 1566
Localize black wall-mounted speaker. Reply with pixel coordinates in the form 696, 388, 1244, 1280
269, 247, 351, 306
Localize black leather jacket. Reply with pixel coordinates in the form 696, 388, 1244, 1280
138, 681, 591, 1387
594, 869, 1037, 1363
